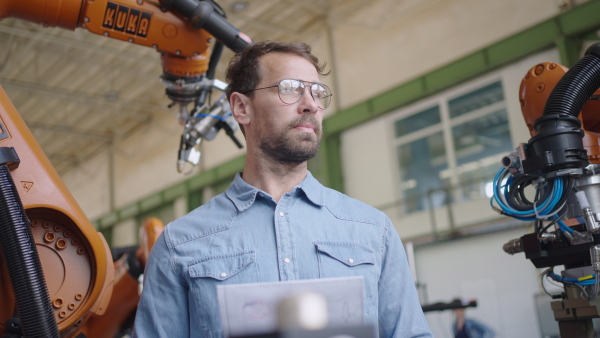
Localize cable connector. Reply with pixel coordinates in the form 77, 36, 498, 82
591, 245, 600, 273
576, 191, 600, 233
539, 233, 557, 242
502, 238, 523, 255
501, 144, 527, 176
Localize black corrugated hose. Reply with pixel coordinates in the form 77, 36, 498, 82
158, 0, 251, 53
524, 44, 600, 174
0, 164, 59, 337
543, 43, 600, 118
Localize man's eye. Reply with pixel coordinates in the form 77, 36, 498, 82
312, 85, 328, 98
280, 80, 302, 95
280, 87, 294, 94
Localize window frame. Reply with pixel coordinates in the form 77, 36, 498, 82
387, 72, 511, 215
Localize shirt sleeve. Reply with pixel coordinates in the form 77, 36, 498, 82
378, 216, 433, 338
133, 231, 190, 338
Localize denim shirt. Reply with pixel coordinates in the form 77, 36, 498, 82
133, 171, 432, 338
453, 318, 496, 338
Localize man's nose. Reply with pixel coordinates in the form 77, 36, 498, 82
299, 87, 319, 113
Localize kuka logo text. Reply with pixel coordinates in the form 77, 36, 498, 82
103, 2, 151, 38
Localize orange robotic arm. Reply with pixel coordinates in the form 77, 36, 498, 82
501, 46, 600, 337
0, 0, 251, 117
78, 217, 165, 338
519, 62, 600, 165
0, 0, 251, 64
0, 84, 113, 337
0, 0, 250, 336
0, 0, 213, 81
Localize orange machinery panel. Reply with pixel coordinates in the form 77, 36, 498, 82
80, 217, 165, 338
0, 85, 114, 335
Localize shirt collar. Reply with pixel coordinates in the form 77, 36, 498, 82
298, 171, 325, 207
225, 171, 325, 212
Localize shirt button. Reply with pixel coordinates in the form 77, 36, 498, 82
220, 272, 227, 278
348, 258, 354, 264
279, 212, 284, 217
284, 258, 290, 263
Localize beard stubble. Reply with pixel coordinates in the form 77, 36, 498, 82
259, 114, 322, 164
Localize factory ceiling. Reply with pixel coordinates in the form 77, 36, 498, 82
0, 0, 433, 175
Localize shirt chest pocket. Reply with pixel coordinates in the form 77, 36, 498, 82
188, 251, 259, 285
187, 252, 259, 337
314, 242, 376, 280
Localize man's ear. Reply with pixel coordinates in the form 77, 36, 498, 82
230, 92, 252, 128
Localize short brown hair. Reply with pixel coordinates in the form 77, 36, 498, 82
225, 40, 328, 100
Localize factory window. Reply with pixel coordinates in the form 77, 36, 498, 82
393, 80, 512, 214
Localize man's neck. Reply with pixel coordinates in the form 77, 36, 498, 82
242, 151, 308, 202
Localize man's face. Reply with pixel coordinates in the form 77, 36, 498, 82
248, 53, 324, 164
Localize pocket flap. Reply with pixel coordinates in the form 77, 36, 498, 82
314, 242, 375, 267
188, 251, 256, 281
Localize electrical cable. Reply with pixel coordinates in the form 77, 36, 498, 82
541, 273, 555, 298
492, 168, 565, 220
538, 213, 565, 236
491, 169, 577, 239
593, 275, 600, 301
541, 269, 567, 299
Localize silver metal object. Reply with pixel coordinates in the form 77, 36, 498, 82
502, 238, 523, 255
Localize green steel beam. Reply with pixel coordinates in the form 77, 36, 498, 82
486, 20, 558, 67
323, 0, 600, 136
96, 155, 245, 228
558, 0, 600, 36
139, 193, 163, 213
163, 182, 187, 201
423, 52, 488, 93
318, 135, 344, 192
188, 155, 246, 190
119, 203, 140, 220
187, 190, 203, 212
555, 35, 583, 67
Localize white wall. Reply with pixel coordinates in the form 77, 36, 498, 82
332, 0, 560, 109
341, 49, 560, 240
413, 226, 543, 338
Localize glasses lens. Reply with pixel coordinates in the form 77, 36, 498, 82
278, 79, 304, 104
311, 83, 332, 109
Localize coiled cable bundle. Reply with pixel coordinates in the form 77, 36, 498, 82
490, 168, 575, 235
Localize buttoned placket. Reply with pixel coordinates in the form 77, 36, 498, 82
273, 192, 298, 281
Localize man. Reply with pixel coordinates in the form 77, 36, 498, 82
451, 299, 495, 338
133, 40, 432, 338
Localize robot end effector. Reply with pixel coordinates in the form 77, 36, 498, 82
492, 44, 600, 336
177, 91, 243, 173
157, 0, 250, 173
496, 43, 600, 254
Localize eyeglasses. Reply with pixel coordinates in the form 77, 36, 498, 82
243, 79, 333, 110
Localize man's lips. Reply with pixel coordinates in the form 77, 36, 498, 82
293, 123, 316, 133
